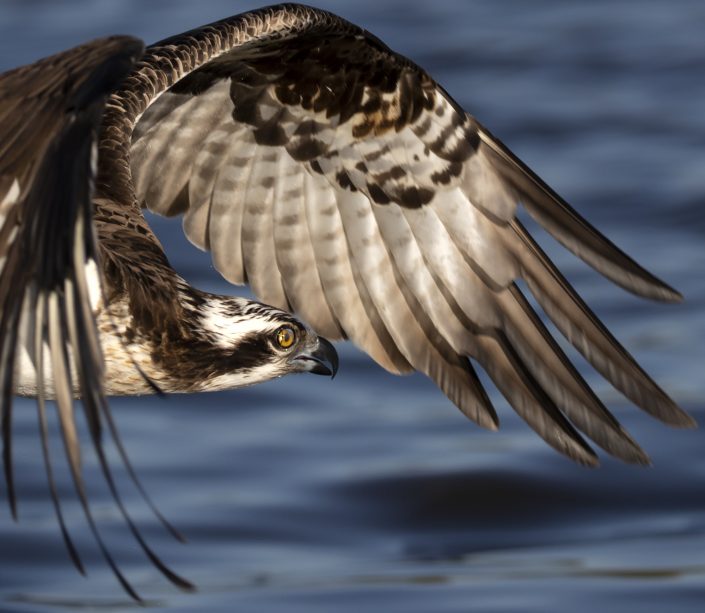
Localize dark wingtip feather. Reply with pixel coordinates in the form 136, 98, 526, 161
476, 126, 683, 303
504, 283, 655, 465
510, 220, 692, 433
1, 408, 17, 522
653, 284, 683, 304
660, 401, 697, 429
477, 332, 601, 468
610, 427, 651, 466
636, 381, 695, 428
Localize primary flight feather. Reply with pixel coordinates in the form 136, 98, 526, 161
0, 2, 693, 600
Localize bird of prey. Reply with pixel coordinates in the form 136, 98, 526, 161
0, 2, 693, 600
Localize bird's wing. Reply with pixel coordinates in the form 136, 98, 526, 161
0, 36, 194, 599
125, 4, 693, 467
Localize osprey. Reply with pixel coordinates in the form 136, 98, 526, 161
0, 2, 693, 600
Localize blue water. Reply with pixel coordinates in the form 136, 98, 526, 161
1, 1, 704, 611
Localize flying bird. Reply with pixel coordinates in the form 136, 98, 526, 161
0, 2, 693, 600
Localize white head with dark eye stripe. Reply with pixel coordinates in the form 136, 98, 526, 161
193, 296, 338, 391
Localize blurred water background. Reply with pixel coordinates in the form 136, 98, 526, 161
0, 1, 704, 611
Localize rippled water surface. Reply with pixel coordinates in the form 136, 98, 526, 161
1, 1, 704, 611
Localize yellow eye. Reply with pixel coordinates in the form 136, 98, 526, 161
276, 326, 296, 349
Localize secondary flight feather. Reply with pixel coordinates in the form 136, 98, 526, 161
0, 2, 693, 600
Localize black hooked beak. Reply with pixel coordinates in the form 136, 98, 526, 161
298, 337, 339, 378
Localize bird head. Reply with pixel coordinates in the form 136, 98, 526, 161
190, 295, 339, 391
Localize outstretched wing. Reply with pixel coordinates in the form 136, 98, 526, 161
0, 36, 193, 599
124, 4, 693, 466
